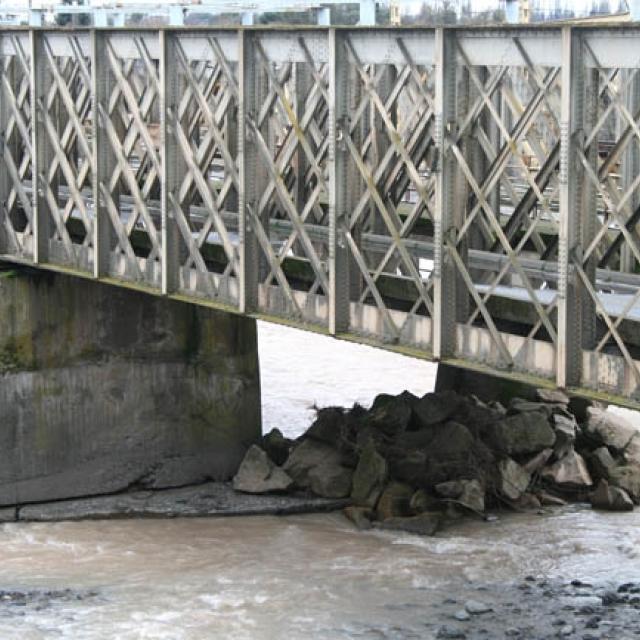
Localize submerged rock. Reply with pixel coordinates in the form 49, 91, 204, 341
233, 446, 294, 494
376, 512, 441, 536
409, 489, 441, 514
343, 505, 373, 530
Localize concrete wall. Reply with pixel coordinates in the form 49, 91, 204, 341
0, 267, 261, 506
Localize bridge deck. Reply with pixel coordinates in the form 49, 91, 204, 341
2, 24, 640, 407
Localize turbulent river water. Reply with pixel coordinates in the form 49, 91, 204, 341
1, 321, 639, 639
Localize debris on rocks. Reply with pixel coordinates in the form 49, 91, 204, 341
232, 385, 640, 535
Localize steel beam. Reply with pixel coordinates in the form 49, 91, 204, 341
91, 30, 117, 278
329, 28, 350, 335
160, 30, 184, 295
31, 31, 54, 265
238, 30, 259, 313
557, 27, 585, 389
433, 27, 458, 360
0, 51, 9, 254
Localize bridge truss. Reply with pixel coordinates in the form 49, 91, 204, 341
2, 25, 640, 406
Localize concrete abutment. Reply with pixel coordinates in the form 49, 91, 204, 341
0, 266, 261, 506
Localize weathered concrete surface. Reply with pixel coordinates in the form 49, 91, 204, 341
14, 483, 347, 522
0, 268, 261, 506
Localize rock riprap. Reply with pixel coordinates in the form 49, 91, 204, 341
233, 388, 640, 534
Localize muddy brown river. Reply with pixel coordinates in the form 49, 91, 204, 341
1, 322, 638, 639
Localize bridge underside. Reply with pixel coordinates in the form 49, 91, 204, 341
2, 25, 640, 407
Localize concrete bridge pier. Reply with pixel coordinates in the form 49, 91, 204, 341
0, 267, 261, 506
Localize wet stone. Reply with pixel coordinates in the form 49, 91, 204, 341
464, 600, 493, 614
436, 625, 467, 639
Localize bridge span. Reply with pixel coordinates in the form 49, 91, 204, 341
2, 24, 640, 407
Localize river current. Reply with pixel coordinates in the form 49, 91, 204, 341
1, 321, 639, 639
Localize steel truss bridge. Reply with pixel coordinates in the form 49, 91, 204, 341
2, 24, 640, 406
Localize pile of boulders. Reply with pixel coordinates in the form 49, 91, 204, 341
232, 388, 640, 535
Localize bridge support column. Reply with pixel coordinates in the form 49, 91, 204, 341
0, 268, 261, 506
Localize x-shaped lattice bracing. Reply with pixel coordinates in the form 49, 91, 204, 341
339, 38, 439, 338
169, 37, 240, 290
38, 37, 94, 264
247, 37, 331, 306
447, 43, 563, 357
1, 37, 33, 252
98, 37, 163, 270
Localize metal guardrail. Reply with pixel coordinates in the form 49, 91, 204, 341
2, 25, 640, 406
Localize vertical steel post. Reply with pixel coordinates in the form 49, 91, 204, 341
0, 51, 9, 254
91, 30, 116, 278
238, 29, 259, 313
31, 30, 53, 264
621, 70, 640, 273
557, 26, 585, 389
433, 27, 458, 360
160, 30, 185, 295
225, 90, 239, 215
294, 62, 310, 218
328, 28, 350, 335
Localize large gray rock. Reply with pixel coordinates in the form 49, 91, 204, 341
552, 414, 578, 459
485, 412, 556, 456
535, 388, 569, 405
508, 398, 555, 418
233, 446, 293, 494
588, 446, 617, 481
542, 451, 592, 490
262, 429, 292, 467
283, 440, 344, 489
367, 393, 415, 435
351, 440, 388, 507
435, 480, 464, 499
497, 458, 531, 501
609, 465, 640, 504
624, 434, 640, 466
308, 463, 353, 499
590, 479, 634, 512
0, 270, 261, 506
523, 448, 553, 475
343, 506, 373, 530
413, 391, 460, 427
584, 408, 638, 453
457, 479, 485, 513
